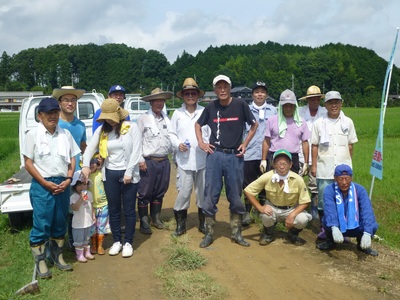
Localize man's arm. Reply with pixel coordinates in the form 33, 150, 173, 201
311, 144, 318, 177
195, 122, 214, 154
285, 203, 308, 229
348, 143, 353, 158
301, 140, 309, 165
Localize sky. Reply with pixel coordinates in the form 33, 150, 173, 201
0, 0, 399, 67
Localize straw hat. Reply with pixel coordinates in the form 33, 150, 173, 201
52, 86, 85, 100
141, 88, 173, 102
176, 78, 205, 99
96, 98, 129, 123
299, 85, 324, 100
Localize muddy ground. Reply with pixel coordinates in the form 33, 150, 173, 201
73, 165, 400, 300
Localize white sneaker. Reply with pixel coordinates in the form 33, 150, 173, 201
108, 242, 122, 256
122, 242, 133, 258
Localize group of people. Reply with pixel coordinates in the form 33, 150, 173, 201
24, 75, 379, 280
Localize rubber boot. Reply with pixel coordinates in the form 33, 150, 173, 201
31, 244, 52, 279
138, 204, 153, 235
316, 227, 336, 250
49, 238, 73, 271
198, 208, 206, 234
259, 226, 275, 245
97, 234, 105, 255
90, 234, 98, 254
150, 201, 164, 229
317, 210, 326, 240
230, 213, 250, 247
287, 228, 304, 245
199, 216, 215, 248
172, 210, 187, 236
356, 235, 379, 256
242, 201, 253, 226
75, 248, 87, 263
84, 246, 95, 260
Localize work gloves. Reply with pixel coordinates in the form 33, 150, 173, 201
360, 232, 372, 249
331, 226, 344, 243
299, 164, 309, 176
259, 160, 267, 173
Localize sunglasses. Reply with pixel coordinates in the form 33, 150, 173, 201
183, 91, 198, 97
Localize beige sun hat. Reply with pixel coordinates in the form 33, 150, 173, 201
96, 98, 129, 123
299, 85, 325, 100
142, 88, 173, 102
176, 78, 205, 99
52, 86, 86, 100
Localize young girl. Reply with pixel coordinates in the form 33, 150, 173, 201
89, 157, 110, 255
70, 170, 95, 263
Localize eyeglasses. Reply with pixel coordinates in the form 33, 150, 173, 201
60, 98, 77, 103
274, 162, 290, 167
183, 91, 198, 97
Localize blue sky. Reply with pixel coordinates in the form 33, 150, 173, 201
0, 0, 399, 67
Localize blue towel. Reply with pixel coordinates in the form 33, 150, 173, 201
335, 182, 359, 232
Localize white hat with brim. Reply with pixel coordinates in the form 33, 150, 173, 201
71, 170, 92, 187
142, 88, 173, 102
52, 86, 85, 100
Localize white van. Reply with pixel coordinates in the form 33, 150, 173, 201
1, 90, 103, 226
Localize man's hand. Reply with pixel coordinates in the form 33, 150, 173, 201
259, 160, 267, 173
299, 164, 309, 176
332, 226, 344, 243
139, 162, 147, 172
360, 232, 372, 249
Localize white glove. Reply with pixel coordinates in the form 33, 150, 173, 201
360, 232, 372, 249
299, 164, 309, 176
259, 160, 267, 173
331, 226, 344, 244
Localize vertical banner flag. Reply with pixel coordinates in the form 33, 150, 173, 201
370, 28, 399, 180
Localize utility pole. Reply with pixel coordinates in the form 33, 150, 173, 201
291, 74, 294, 92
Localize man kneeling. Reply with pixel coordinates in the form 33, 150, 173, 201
316, 164, 379, 256
244, 149, 312, 245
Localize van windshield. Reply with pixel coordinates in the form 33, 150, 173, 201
130, 101, 150, 111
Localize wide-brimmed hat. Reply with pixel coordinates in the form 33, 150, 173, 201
96, 98, 129, 123
142, 88, 173, 102
52, 86, 85, 100
299, 85, 325, 100
176, 78, 205, 99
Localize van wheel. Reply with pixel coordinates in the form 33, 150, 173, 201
8, 211, 33, 232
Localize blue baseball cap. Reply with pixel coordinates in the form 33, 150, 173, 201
38, 97, 60, 113
108, 85, 126, 95
273, 149, 292, 161
334, 164, 353, 176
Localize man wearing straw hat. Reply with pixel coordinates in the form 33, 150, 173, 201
137, 88, 174, 234
298, 85, 327, 220
169, 78, 209, 236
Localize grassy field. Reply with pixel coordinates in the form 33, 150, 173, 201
0, 107, 399, 297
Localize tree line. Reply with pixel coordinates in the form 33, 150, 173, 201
1, 41, 399, 108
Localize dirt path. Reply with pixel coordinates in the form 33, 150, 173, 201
73, 164, 400, 300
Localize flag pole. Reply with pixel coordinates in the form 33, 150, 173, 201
369, 27, 399, 200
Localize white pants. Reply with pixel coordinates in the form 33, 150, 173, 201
260, 201, 312, 229
174, 167, 205, 211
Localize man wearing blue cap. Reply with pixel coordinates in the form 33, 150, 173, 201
245, 149, 311, 245
22, 97, 81, 278
317, 164, 379, 256
92, 85, 130, 133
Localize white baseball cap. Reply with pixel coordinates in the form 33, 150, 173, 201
213, 75, 232, 87
324, 91, 343, 102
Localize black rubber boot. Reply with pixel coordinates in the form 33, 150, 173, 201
150, 201, 164, 229
316, 228, 336, 250
287, 228, 305, 245
172, 210, 187, 236
199, 216, 215, 248
230, 213, 250, 247
138, 204, 152, 235
49, 238, 73, 271
198, 208, 206, 234
31, 243, 52, 279
259, 226, 275, 245
242, 201, 253, 226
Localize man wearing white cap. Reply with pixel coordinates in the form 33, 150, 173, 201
195, 75, 258, 248
311, 91, 358, 239
298, 85, 327, 219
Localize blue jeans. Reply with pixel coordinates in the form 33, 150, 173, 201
29, 177, 70, 245
103, 169, 138, 245
202, 151, 245, 216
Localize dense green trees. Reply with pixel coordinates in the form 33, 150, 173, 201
0, 41, 399, 107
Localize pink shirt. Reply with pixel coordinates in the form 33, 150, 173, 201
265, 115, 310, 153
